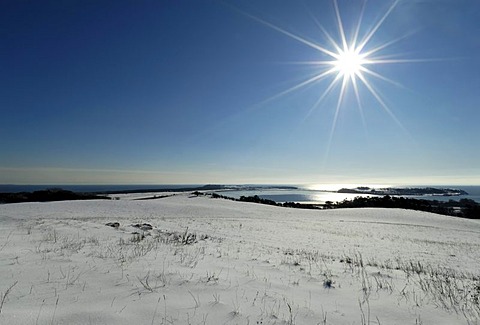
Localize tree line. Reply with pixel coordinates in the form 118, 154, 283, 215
0, 189, 110, 204
211, 193, 480, 219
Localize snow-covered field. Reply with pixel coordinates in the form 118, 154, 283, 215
0, 193, 479, 324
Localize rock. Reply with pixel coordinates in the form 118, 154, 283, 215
105, 222, 120, 228
132, 223, 153, 231
141, 223, 153, 230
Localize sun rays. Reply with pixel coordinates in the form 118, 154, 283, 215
238, 0, 426, 160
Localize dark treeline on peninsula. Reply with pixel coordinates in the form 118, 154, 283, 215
328, 195, 480, 219
0, 189, 110, 204
210, 193, 480, 219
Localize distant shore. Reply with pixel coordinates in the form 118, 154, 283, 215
337, 186, 469, 197
0, 184, 298, 194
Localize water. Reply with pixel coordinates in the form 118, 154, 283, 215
1, 184, 479, 204
213, 188, 373, 204
215, 185, 480, 204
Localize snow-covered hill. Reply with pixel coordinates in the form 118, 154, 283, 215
1, 193, 479, 324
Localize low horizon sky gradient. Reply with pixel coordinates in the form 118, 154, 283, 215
1, 0, 479, 186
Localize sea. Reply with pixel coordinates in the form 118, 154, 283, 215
1, 184, 480, 204
214, 185, 480, 205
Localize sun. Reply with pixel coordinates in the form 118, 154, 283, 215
332, 47, 368, 79
240, 0, 422, 154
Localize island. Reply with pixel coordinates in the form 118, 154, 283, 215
337, 187, 468, 197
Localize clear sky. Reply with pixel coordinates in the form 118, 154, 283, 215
1, 0, 479, 186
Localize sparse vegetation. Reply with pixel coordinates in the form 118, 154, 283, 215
1, 194, 479, 324
0, 281, 18, 314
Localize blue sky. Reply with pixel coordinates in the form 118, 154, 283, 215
1, 0, 479, 185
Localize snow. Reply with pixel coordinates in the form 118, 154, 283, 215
0, 193, 479, 324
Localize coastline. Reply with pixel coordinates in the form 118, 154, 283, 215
2, 184, 480, 204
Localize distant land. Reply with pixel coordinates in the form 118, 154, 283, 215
0, 184, 299, 194
1, 185, 478, 218
98, 184, 298, 194
0, 185, 298, 204
337, 187, 468, 196
0, 188, 110, 204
